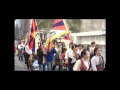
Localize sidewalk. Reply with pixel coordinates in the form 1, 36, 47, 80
14, 55, 65, 71
14, 55, 28, 71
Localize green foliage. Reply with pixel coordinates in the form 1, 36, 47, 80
36, 19, 81, 33
36, 19, 55, 30
66, 19, 81, 33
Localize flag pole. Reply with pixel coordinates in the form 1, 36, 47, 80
63, 19, 77, 58
28, 19, 32, 44
63, 19, 72, 41
35, 19, 44, 52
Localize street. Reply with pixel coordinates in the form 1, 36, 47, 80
15, 19, 106, 71
14, 49, 106, 71
14, 55, 28, 71
14, 55, 59, 71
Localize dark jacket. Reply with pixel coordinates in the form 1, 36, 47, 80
37, 48, 44, 64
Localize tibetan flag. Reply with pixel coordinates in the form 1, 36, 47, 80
51, 19, 66, 30
63, 34, 70, 40
61, 34, 71, 50
50, 19, 69, 40
45, 19, 69, 50
29, 19, 38, 53
45, 40, 53, 51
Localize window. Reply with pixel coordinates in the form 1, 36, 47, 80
90, 36, 95, 42
83, 36, 85, 44
102, 35, 105, 40
102, 35, 106, 45
80, 36, 84, 44
96, 35, 100, 44
85, 36, 89, 44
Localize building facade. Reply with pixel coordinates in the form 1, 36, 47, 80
71, 19, 106, 60
71, 19, 106, 45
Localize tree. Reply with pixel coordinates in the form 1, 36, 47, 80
36, 19, 55, 30
66, 19, 81, 33
36, 19, 82, 33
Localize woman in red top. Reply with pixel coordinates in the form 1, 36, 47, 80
73, 49, 90, 71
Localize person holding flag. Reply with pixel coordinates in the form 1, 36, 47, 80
45, 41, 57, 71
24, 19, 38, 70
25, 42, 32, 70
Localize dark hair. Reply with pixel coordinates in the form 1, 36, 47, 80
81, 49, 87, 58
94, 47, 99, 55
91, 42, 95, 45
71, 45, 74, 50
62, 48, 66, 53
96, 44, 99, 48
78, 44, 84, 48
69, 43, 73, 46
39, 43, 42, 46
69, 43, 74, 49
87, 45, 90, 47
87, 45, 90, 51
75, 44, 78, 48
34, 55, 38, 60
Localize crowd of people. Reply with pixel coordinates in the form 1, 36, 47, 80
14, 40, 106, 71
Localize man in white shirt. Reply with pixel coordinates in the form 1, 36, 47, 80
89, 42, 96, 60
25, 42, 32, 70
65, 43, 76, 71
90, 42, 96, 54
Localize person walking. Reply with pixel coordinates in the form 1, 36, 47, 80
18, 42, 24, 61
73, 49, 91, 71
37, 44, 46, 71
45, 44, 57, 71
25, 42, 32, 70
53, 43, 62, 71
90, 47, 105, 71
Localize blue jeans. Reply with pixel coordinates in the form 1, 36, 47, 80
39, 64, 43, 71
46, 61, 54, 71
43, 64, 46, 71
